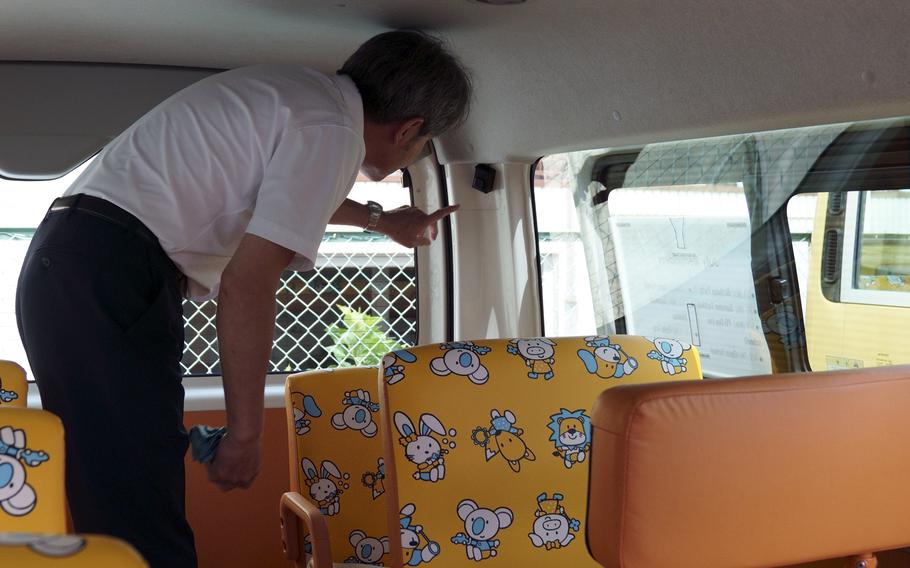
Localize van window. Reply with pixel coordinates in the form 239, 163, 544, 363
1, 165, 416, 379
180, 172, 416, 375
534, 119, 910, 378
791, 189, 910, 371
853, 190, 910, 299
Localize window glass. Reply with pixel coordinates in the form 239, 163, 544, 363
789, 189, 910, 371
0, 163, 91, 381
533, 156, 596, 336
181, 172, 416, 375
855, 190, 910, 293
534, 122, 850, 378
605, 184, 771, 377
1, 166, 416, 379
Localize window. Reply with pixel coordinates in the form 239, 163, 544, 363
0, 164, 90, 381
1, 165, 417, 379
789, 188, 910, 371
533, 120, 904, 377
533, 156, 596, 337
848, 190, 910, 304
181, 173, 416, 375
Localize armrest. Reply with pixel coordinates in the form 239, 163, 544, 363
280, 491, 333, 568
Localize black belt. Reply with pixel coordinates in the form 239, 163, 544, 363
50, 194, 161, 246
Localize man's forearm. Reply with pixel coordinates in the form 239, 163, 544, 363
215, 273, 278, 443
330, 198, 370, 228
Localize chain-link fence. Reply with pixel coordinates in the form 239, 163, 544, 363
181, 232, 416, 375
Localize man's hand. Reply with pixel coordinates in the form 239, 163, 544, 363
377, 205, 459, 247
206, 433, 262, 491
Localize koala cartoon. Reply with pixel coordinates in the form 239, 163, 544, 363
470, 409, 535, 473
647, 337, 692, 375
400, 503, 440, 566
0, 426, 49, 518
290, 392, 322, 436
332, 389, 380, 438
300, 458, 345, 516
576, 336, 638, 379
547, 408, 592, 469
528, 493, 580, 550
430, 342, 492, 385
394, 412, 451, 482
507, 338, 557, 380
383, 349, 418, 385
346, 530, 390, 565
451, 499, 513, 561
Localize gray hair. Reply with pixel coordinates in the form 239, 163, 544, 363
339, 30, 473, 137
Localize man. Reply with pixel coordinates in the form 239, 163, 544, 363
15, 30, 471, 568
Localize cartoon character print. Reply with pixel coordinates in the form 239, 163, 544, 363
507, 338, 557, 380
346, 530, 390, 565
332, 389, 380, 438
576, 336, 639, 379
361, 457, 386, 500
0, 381, 18, 404
400, 503, 441, 566
383, 349, 418, 385
646, 337, 692, 375
430, 342, 492, 385
290, 392, 321, 436
0, 425, 49, 517
762, 305, 805, 351
451, 500, 513, 561
0, 533, 86, 557
547, 409, 591, 469
528, 492, 580, 550
394, 412, 456, 482
470, 409, 535, 473
300, 458, 348, 516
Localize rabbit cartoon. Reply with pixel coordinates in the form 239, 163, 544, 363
290, 392, 322, 435
394, 411, 450, 482
383, 349, 418, 385
300, 458, 344, 516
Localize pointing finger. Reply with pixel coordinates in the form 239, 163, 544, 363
427, 204, 460, 223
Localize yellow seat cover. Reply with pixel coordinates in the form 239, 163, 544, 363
0, 408, 65, 534
380, 335, 702, 567
286, 366, 397, 565
0, 533, 147, 566
0, 361, 28, 408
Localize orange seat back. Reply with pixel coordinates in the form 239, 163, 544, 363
0, 361, 27, 408
588, 365, 910, 568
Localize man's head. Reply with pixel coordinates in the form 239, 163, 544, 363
340, 30, 472, 180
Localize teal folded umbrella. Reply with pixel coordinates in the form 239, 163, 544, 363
189, 425, 227, 463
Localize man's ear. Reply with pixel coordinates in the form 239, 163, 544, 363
394, 118, 425, 146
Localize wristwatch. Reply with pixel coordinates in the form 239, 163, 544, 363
365, 200, 383, 232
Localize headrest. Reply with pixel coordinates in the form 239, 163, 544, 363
587, 365, 910, 568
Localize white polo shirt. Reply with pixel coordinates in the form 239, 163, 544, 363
66, 64, 365, 300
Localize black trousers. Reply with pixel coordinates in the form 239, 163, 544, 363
15, 202, 197, 568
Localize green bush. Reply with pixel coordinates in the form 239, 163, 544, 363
326, 305, 404, 367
